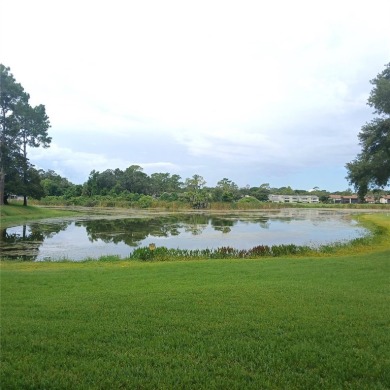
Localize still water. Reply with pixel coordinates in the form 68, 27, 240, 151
1, 209, 369, 261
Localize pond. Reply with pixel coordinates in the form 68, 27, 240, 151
1, 209, 369, 261
0, 209, 368, 261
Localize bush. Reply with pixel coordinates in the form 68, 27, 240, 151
159, 192, 179, 201
236, 196, 262, 209
138, 195, 154, 208
237, 196, 261, 204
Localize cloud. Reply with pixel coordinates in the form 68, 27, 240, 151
29, 144, 184, 183
28, 144, 127, 182
2, 0, 390, 191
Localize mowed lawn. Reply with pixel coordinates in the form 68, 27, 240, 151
1, 249, 390, 389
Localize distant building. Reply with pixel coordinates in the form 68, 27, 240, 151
364, 196, 376, 204
329, 195, 359, 204
8, 195, 25, 201
380, 195, 390, 204
329, 194, 390, 204
268, 194, 319, 203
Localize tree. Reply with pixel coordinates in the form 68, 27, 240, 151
346, 63, 390, 199
214, 178, 239, 202
15, 103, 51, 205
184, 174, 209, 208
0, 64, 51, 205
6, 164, 45, 201
83, 170, 100, 196
367, 63, 390, 116
150, 173, 182, 196
40, 170, 75, 196
184, 174, 206, 191
96, 169, 119, 195
1, 65, 29, 204
275, 186, 295, 195
122, 165, 150, 194
252, 183, 271, 201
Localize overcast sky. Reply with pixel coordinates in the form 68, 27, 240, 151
1, 0, 389, 191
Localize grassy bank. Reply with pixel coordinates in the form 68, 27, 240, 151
0, 203, 81, 227
33, 195, 390, 210
2, 251, 390, 387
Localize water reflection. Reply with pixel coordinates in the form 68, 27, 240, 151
1, 221, 72, 260
80, 217, 182, 246
0, 210, 368, 261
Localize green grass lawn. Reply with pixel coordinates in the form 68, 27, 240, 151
1, 203, 80, 227
1, 251, 390, 389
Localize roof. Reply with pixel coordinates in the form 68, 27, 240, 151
329, 194, 358, 199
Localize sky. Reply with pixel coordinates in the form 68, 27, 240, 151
1, 0, 390, 192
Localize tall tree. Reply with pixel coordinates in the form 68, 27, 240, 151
346, 63, 390, 199
150, 173, 182, 196
40, 169, 75, 197
0, 64, 51, 205
122, 165, 150, 194
16, 103, 51, 205
184, 174, 209, 208
83, 170, 102, 196
252, 183, 271, 201
0, 65, 29, 204
214, 178, 239, 202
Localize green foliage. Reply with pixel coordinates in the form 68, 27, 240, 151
138, 195, 154, 208
0, 64, 51, 205
250, 183, 271, 201
159, 191, 179, 201
130, 243, 313, 261
32, 163, 383, 209
347, 63, 390, 197
150, 172, 182, 196
368, 61, 390, 115
275, 186, 295, 195
237, 196, 261, 205
212, 178, 240, 202
81, 168, 185, 201
40, 169, 76, 197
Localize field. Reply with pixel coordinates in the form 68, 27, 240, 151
1, 212, 390, 389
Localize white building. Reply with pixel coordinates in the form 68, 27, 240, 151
380, 195, 390, 204
269, 194, 319, 203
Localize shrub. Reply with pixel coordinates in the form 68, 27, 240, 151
138, 195, 154, 208
237, 196, 261, 204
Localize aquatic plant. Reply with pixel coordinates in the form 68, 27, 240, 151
129, 243, 315, 261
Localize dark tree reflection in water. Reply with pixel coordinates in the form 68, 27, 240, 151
1, 221, 72, 260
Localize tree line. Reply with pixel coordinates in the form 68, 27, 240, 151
37, 167, 352, 207
1, 63, 389, 206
